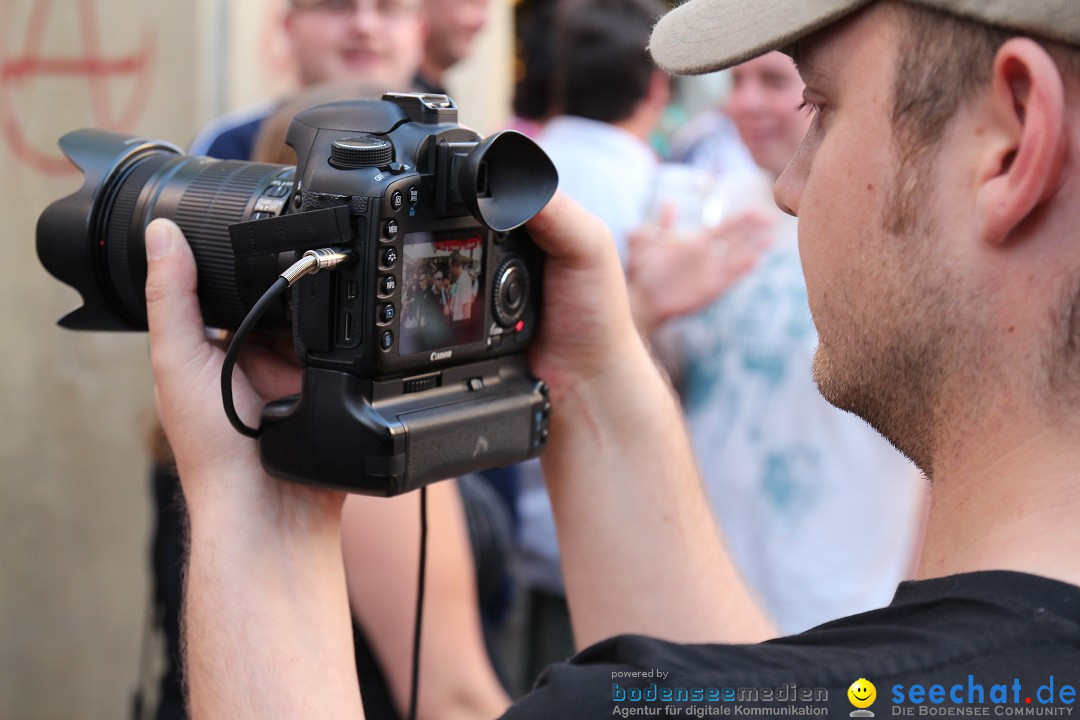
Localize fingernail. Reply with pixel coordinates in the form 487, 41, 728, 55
146, 221, 171, 260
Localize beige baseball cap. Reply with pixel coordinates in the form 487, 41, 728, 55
649, 0, 1080, 75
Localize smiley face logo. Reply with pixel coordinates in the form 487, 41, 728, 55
848, 678, 877, 711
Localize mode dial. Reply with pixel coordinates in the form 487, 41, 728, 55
330, 135, 394, 168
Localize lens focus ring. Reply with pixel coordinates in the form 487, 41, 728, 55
103, 153, 175, 326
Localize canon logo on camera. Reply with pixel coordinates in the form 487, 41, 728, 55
430, 350, 453, 361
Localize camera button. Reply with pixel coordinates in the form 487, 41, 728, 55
380, 330, 394, 351
381, 275, 397, 294
467, 377, 484, 392
408, 186, 419, 206
380, 303, 395, 323
382, 248, 398, 267
391, 191, 404, 211
383, 219, 399, 239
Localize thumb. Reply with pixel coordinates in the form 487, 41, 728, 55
525, 191, 619, 271
145, 219, 212, 378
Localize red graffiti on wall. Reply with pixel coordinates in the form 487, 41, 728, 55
0, 0, 155, 175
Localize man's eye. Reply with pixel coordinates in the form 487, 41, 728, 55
795, 100, 823, 117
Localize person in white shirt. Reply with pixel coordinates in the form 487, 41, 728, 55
448, 252, 475, 321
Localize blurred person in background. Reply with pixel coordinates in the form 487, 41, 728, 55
666, 78, 757, 182
414, 0, 491, 94
661, 50, 925, 634
189, 0, 427, 159
507, 0, 556, 138
535, 0, 671, 267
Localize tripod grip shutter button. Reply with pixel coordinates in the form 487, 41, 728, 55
330, 136, 394, 168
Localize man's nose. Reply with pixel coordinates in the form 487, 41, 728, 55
773, 131, 815, 217
773, 163, 800, 217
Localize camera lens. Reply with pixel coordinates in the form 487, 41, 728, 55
37, 129, 295, 331
493, 257, 530, 328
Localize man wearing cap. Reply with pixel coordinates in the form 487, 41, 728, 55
141, 0, 1080, 717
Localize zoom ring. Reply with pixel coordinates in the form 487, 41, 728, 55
173, 161, 287, 329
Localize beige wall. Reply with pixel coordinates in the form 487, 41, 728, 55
0, 1, 202, 717
0, 1, 513, 717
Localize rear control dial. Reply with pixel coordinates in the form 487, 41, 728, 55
492, 257, 530, 328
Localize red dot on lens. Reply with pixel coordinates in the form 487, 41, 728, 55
516, 320, 524, 332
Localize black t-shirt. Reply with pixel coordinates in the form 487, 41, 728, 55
503, 571, 1080, 718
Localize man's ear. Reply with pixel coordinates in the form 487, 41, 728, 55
975, 38, 1069, 246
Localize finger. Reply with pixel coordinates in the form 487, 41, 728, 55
271, 334, 299, 361
145, 219, 211, 376
659, 201, 678, 230
526, 191, 618, 268
710, 208, 773, 236
236, 345, 303, 399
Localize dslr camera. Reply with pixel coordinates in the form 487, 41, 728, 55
37, 93, 558, 496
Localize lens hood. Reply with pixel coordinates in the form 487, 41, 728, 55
37, 130, 183, 330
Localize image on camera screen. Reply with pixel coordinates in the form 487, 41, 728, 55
399, 229, 486, 356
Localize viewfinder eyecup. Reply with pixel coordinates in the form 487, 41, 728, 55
458, 130, 558, 233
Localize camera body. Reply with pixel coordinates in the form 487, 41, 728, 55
37, 93, 557, 495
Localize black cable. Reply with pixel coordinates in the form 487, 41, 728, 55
408, 486, 429, 720
220, 275, 290, 438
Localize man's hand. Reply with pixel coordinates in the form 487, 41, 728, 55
144, 218, 363, 718
524, 192, 642, 402
522, 195, 774, 650
147, 219, 291, 483
145, 218, 343, 520
627, 210, 773, 336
